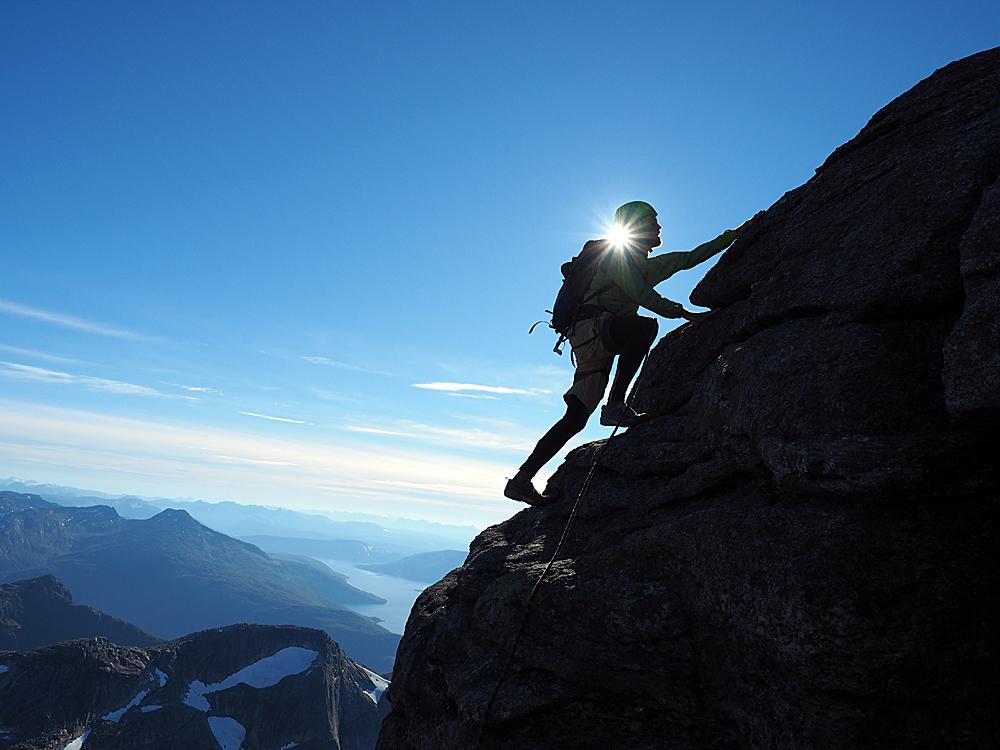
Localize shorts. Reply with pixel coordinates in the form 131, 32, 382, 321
563, 314, 615, 413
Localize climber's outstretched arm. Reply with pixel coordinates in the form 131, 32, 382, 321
647, 212, 762, 285
646, 229, 738, 284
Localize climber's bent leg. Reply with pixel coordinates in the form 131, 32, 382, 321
606, 315, 658, 404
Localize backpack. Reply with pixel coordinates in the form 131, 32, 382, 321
535, 239, 614, 354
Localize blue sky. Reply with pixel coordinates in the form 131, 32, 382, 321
2, 1, 997, 527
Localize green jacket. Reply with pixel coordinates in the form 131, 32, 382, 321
585, 229, 738, 318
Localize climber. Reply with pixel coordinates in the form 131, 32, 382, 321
504, 200, 760, 506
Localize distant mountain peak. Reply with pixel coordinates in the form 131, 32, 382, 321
0, 491, 57, 512
4, 574, 71, 603
145, 508, 200, 527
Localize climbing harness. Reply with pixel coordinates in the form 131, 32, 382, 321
473, 353, 649, 748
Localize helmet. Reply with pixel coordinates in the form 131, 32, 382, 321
614, 201, 657, 227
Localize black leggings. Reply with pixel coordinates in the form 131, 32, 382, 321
518, 396, 590, 478
606, 314, 658, 403
518, 314, 658, 478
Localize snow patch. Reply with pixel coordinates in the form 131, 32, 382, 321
183, 647, 318, 713
278, 743, 298, 749
102, 689, 149, 723
154, 668, 168, 687
63, 729, 90, 750
207, 716, 246, 750
206, 647, 318, 691
0, 665, 8, 674
0, 728, 13, 740
184, 680, 211, 711
360, 666, 389, 704
140, 705, 162, 713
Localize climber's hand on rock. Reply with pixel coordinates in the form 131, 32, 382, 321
681, 309, 707, 322
735, 211, 764, 235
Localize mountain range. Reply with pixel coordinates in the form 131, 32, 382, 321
0, 491, 399, 672
0, 478, 477, 553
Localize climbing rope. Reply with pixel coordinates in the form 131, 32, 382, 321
474, 353, 649, 749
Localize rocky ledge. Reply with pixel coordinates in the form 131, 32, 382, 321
378, 47, 1000, 749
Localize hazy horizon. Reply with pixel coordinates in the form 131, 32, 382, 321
0, 475, 481, 532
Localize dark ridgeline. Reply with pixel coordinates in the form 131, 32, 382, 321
0, 575, 160, 650
0, 623, 388, 750
377, 48, 1000, 749
0, 491, 399, 673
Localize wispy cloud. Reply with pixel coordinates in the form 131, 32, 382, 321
370, 478, 497, 499
301, 356, 395, 377
446, 393, 501, 400
344, 419, 533, 452
239, 411, 307, 424
412, 382, 550, 396
0, 361, 176, 398
344, 426, 414, 437
0, 343, 91, 366
210, 454, 297, 467
163, 383, 224, 396
0, 298, 142, 339
309, 388, 358, 404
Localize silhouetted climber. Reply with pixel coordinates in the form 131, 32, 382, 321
505, 200, 759, 506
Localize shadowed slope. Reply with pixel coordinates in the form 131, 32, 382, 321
0, 575, 160, 650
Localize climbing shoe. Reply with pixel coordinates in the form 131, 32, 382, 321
504, 476, 558, 507
600, 401, 648, 427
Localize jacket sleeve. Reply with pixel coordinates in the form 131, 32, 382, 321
606, 251, 687, 318
646, 229, 739, 285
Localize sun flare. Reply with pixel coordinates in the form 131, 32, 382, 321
604, 222, 634, 248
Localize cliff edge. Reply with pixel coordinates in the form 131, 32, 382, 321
379, 48, 1000, 749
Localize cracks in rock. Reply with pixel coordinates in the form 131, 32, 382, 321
727, 304, 831, 346
810, 164, 900, 214
563, 467, 769, 556
937, 152, 1000, 349
847, 298, 965, 326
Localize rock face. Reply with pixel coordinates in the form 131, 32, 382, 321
0, 624, 389, 750
378, 48, 1000, 749
0, 575, 160, 650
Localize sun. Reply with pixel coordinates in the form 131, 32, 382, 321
604, 222, 634, 249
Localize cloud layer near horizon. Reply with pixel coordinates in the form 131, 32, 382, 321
0, 399, 519, 527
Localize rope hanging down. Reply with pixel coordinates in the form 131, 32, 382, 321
474, 353, 649, 749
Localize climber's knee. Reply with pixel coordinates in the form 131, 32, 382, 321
641, 316, 659, 347
564, 396, 591, 434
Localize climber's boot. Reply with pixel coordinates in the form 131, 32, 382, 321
600, 401, 649, 427
504, 475, 558, 507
